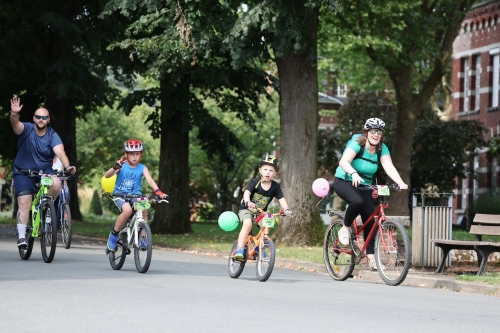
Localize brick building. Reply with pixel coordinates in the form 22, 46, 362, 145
451, 0, 500, 225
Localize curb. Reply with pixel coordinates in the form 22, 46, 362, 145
160, 245, 500, 296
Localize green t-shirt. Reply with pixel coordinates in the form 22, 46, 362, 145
334, 141, 390, 185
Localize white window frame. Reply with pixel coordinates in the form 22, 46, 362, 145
475, 55, 481, 110
463, 57, 469, 111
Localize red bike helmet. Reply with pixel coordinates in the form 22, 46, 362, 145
124, 139, 144, 152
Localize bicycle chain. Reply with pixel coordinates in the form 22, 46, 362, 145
352, 243, 362, 265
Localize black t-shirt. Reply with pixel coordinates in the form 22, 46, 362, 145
238, 177, 284, 211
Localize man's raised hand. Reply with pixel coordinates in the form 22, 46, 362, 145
10, 97, 23, 113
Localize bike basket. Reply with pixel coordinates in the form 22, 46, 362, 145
41, 176, 53, 186
376, 185, 390, 196
261, 214, 276, 228
134, 200, 151, 210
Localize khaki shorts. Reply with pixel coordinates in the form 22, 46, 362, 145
238, 209, 254, 223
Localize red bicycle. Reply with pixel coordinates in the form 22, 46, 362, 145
322, 184, 411, 286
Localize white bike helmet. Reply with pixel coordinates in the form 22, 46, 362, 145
124, 139, 144, 152
363, 118, 386, 131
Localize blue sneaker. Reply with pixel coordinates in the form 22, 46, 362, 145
107, 232, 118, 252
139, 238, 147, 249
234, 248, 244, 261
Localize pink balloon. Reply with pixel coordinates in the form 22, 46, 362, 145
312, 178, 330, 197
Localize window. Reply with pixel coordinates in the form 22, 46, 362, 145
463, 57, 469, 111
474, 55, 481, 110
491, 48, 499, 108
491, 53, 500, 108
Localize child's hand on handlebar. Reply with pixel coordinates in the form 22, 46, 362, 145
398, 183, 409, 190
154, 189, 168, 199
284, 208, 293, 217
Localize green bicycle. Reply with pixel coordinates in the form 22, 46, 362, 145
18, 169, 62, 263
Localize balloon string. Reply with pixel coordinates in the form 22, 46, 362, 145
316, 197, 324, 207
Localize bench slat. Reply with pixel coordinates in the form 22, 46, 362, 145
469, 225, 500, 236
473, 214, 500, 225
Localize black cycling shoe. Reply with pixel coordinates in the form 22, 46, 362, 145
17, 238, 28, 248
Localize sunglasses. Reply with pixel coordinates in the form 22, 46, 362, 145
34, 115, 49, 120
369, 129, 384, 135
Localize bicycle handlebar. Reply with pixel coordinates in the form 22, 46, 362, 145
357, 184, 408, 191
112, 192, 169, 203
19, 169, 84, 185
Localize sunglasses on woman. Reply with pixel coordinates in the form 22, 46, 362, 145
34, 115, 49, 120
369, 129, 383, 135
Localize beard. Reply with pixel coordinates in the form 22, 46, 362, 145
35, 122, 47, 131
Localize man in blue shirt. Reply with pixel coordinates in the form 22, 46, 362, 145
10, 97, 76, 248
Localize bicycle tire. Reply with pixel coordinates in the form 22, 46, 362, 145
228, 241, 246, 278
61, 203, 72, 249
374, 218, 412, 286
109, 233, 127, 270
323, 219, 355, 281
40, 199, 57, 263
256, 239, 276, 282
134, 222, 153, 273
19, 211, 34, 260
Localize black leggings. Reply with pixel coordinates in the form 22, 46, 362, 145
333, 178, 376, 255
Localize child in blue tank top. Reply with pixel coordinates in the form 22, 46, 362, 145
103, 139, 168, 252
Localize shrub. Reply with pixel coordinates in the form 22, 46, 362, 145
468, 194, 500, 228
90, 189, 103, 216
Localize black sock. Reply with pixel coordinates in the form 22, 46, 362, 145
111, 229, 119, 236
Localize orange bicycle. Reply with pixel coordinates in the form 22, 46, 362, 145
322, 184, 411, 286
228, 209, 285, 282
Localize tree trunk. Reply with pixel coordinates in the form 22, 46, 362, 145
386, 67, 417, 217
272, 5, 323, 246
151, 75, 192, 234
46, 96, 83, 220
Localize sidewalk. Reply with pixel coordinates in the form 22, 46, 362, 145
158, 244, 500, 297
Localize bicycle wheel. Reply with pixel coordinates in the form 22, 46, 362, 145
256, 239, 276, 282
61, 203, 72, 249
374, 218, 412, 286
109, 233, 127, 270
228, 241, 246, 278
134, 222, 153, 273
19, 212, 34, 260
40, 199, 57, 263
323, 219, 355, 281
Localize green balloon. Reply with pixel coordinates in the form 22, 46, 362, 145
218, 211, 239, 231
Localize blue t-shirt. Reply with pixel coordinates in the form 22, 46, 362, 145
114, 163, 145, 195
334, 141, 390, 185
13, 122, 63, 171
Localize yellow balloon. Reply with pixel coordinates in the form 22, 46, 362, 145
101, 174, 116, 193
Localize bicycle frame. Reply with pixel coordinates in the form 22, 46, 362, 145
241, 211, 279, 260
123, 209, 146, 248
30, 176, 53, 238
351, 199, 389, 254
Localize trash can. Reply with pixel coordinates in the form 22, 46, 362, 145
412, 193, 453, 268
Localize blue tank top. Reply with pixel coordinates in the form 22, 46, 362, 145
114, 163, 145, 195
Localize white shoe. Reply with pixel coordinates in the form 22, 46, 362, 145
338, 227, 350, 246
369, 260, 385, 271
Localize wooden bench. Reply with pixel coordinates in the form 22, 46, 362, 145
431, 214, 500, 275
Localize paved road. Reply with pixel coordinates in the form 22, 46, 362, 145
1, 226, 499, 333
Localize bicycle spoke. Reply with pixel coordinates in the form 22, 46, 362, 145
375, 219, 411, 286
323, 220, 355, 281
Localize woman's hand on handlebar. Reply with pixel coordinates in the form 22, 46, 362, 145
397, 183, 408, 190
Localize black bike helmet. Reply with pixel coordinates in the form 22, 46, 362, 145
363, 118, 386, 131
259, 155, 280, 172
